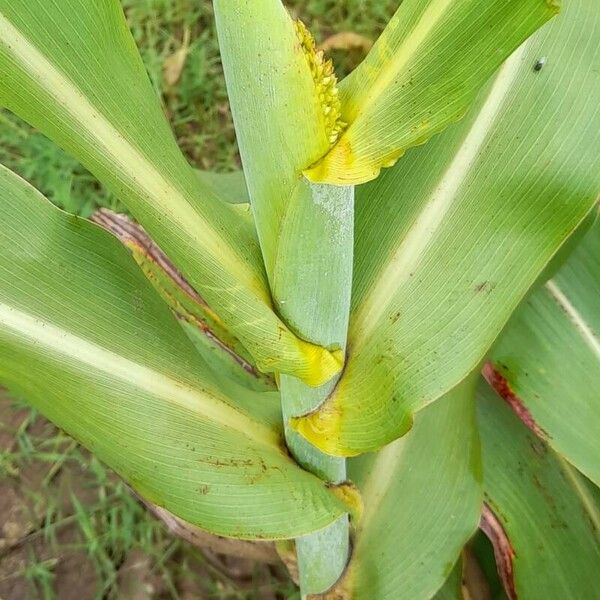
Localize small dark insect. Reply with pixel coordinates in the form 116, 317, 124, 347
533, 57, 547, 72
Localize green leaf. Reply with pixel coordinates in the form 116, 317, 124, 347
0, 0, 342, 386
305, 0, 559, 184
195, 170, 250, 205
0, 164, 348, 540
341, 376, 482, 600
293, 0, 600, 455
213, 1, 352, 369
432, 561, 463, 600
214, 0, 342, 278
486, 213, 600, 487
478, 381, 600, 599
434, 546, 498, 600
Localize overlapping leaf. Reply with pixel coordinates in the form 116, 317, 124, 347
293, 0, 600, 455
432, 562, 463, 600
337, 376, 481, 599
213, 0, 353, 355
305, 0, 558, 184
0, 165, 348, 540
91, 208, 275, 393
486, 214, 600, 486
478, 382, 600, 598
0, 0, 341, 386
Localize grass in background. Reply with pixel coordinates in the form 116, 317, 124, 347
0, 1, 398, 598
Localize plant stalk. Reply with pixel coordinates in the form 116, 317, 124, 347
277, 181, 354, 595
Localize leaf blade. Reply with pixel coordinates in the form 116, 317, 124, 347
342, 376, 482, 599
487, 214, 600, 485
91, 208, 276, 393
0, 164, 347, 539
293, 0, 600, 455
0, 0, 341, 385
305, 0, 559, 184
478, 380, 600, 598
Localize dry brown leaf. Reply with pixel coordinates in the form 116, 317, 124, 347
319, 32, 373, 54
163, 28, 191, 87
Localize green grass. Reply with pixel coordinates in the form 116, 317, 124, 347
0, 0, 398, 597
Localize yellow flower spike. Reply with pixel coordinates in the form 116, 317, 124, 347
295, 19, 346, 148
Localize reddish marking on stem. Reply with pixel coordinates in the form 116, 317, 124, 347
480, 502, 518, 600
482, 362, 547, 440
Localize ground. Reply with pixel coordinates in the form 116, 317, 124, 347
0, 1, 397, 598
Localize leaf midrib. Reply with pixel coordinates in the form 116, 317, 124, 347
348, 42, 529, 348
0, 11, 263, 298
0, 302, 279, 449
342, 0, 454, 124
545, 280, 600, 359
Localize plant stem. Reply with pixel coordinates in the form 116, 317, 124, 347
281, 376, 349, 596
276, 182, 354, 595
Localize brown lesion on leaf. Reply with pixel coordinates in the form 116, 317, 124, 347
474, 281, 496, 294
480, 502, 518, 600
91, 209, 274, 388
482, 362, 548, 440
91, 208, 209, 308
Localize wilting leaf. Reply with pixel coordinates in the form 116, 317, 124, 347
0, 0, 341, 386
478, 381, 600, 599
0, 165, 348, 539
305, 0, 558, 184
293, 0, 600, 455
163, 27, 190, 87
486, 213, 600, 486
319, 32, 373, 54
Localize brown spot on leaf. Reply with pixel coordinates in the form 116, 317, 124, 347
475, 281, 496, 293
480, 502, 517, 600
482, 363, 548, 440
197, 456, 254, 469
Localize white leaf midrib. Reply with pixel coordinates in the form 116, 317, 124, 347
0, 12, 257, 292
557, 456, 600, 533
350, 42, 529, 346
345, 0, 454, 123
545, 279, 600, 359
0, 302, 278, 448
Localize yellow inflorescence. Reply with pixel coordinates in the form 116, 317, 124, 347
295, 20, 346, 147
